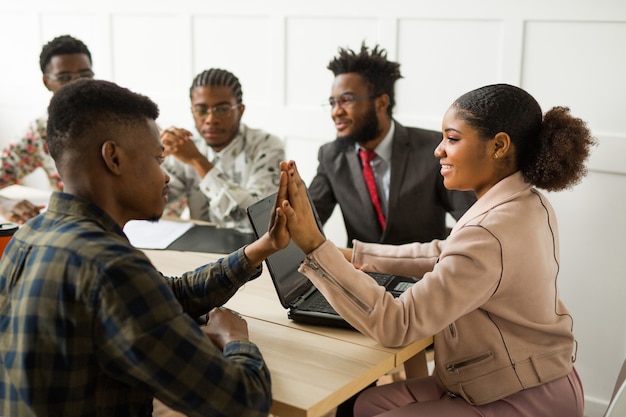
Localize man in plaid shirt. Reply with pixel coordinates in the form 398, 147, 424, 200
0, 79, 288, 416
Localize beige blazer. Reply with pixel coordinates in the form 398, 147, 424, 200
299, 172, 576, 405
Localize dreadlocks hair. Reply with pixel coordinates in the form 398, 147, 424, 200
327, 42, 402, 117
189, 68, 243, 104
39, 35, 92, 74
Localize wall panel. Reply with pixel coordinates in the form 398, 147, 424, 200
285, 17, 380, 109
396, 18, 504, 128
0, 13, 42, 143
111, 14, 192, 127
549, 171, 626, 409
522, 20, 626, 175
192, 15, 274, 106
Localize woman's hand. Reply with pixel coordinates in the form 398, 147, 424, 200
277, 160, 326, 254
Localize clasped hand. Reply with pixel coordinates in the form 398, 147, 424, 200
160, 126, 203, 164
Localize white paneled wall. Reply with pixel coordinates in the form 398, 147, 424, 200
1, 1, 625, 415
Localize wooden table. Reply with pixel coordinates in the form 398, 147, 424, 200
0, 184, 432, 415
144, 249, 433, 417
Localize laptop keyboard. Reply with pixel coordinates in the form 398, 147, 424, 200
300, 273, 392, 315
302, 294, 339, 314
367, 272, 391, 285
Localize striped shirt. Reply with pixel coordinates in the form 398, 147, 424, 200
0, 192, 271, 417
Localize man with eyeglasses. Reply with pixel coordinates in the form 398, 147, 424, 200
160, 68, 285, 232
309, 43, 476, 249
0, 34, 94, 224
309, 42, 477, 417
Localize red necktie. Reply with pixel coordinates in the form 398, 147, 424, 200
359, 149, 386, 229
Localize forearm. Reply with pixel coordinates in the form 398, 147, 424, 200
103, 313, 271, 417
189, 155, 213, 178
352, 239, 443, 277
243, 233, 277, 268
166, 248, 261, 317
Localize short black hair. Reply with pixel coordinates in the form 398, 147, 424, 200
190, 68, 243, 103
39, 35, 92, 73
47, 79, 159, 163
327, 42, 402, 117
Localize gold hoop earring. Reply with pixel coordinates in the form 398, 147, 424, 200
494, 153, 499, 159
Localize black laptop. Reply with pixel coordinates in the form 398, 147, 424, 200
246, 191, 419, 329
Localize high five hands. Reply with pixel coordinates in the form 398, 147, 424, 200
276, 160, 326, 254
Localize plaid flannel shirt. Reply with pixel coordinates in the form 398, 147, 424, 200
0, 192, 271, 417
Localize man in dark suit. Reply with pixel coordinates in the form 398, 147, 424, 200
309, 43, 476, 247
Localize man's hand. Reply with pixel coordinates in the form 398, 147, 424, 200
0, 197, 42, 224
278, 160, 326, 254
266, 174, 290, 251
243, 187, 289, 268
201, 307, 249, 350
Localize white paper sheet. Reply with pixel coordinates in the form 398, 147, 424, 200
123, 219, 195, 250
0, 184, 52, 207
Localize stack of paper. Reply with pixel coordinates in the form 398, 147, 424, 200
123, 220, 194, 250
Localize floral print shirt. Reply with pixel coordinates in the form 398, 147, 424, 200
164, 124, 285, 232
0, 117, 62, 190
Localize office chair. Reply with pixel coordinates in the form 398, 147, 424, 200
605, 379, 626, 417
604, 358, 626, 417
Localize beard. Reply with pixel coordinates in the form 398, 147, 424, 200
338, 103, 380, 146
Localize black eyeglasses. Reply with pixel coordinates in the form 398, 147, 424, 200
191, 104, 240, 119
325, 93, 379, 109
45, 70, 95, 84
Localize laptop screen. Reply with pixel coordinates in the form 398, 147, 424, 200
246, 193, 314, 308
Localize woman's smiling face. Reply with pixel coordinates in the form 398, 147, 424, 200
435, 106, 500, 199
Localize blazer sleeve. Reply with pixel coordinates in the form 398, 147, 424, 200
308, 145, 337, 224
351, 239, 443, 278
299, 225, 503, 347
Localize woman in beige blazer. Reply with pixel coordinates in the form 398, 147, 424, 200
275, 84, 596, 417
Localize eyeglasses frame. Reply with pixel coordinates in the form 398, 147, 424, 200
190, 103, 242, 120
325, 92, 381, 109
44, 70, 95, 84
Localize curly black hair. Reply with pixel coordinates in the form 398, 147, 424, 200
39, 34, 92, 74
452, 84, 597, 191
327, 42, 402, 117
190, 68, 243, 104
47, 79, 159, 165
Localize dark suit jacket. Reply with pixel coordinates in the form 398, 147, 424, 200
308, 121, 476, 247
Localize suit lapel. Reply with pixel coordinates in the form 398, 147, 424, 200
383, 121, 411, 239
346, 147, 375, 218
